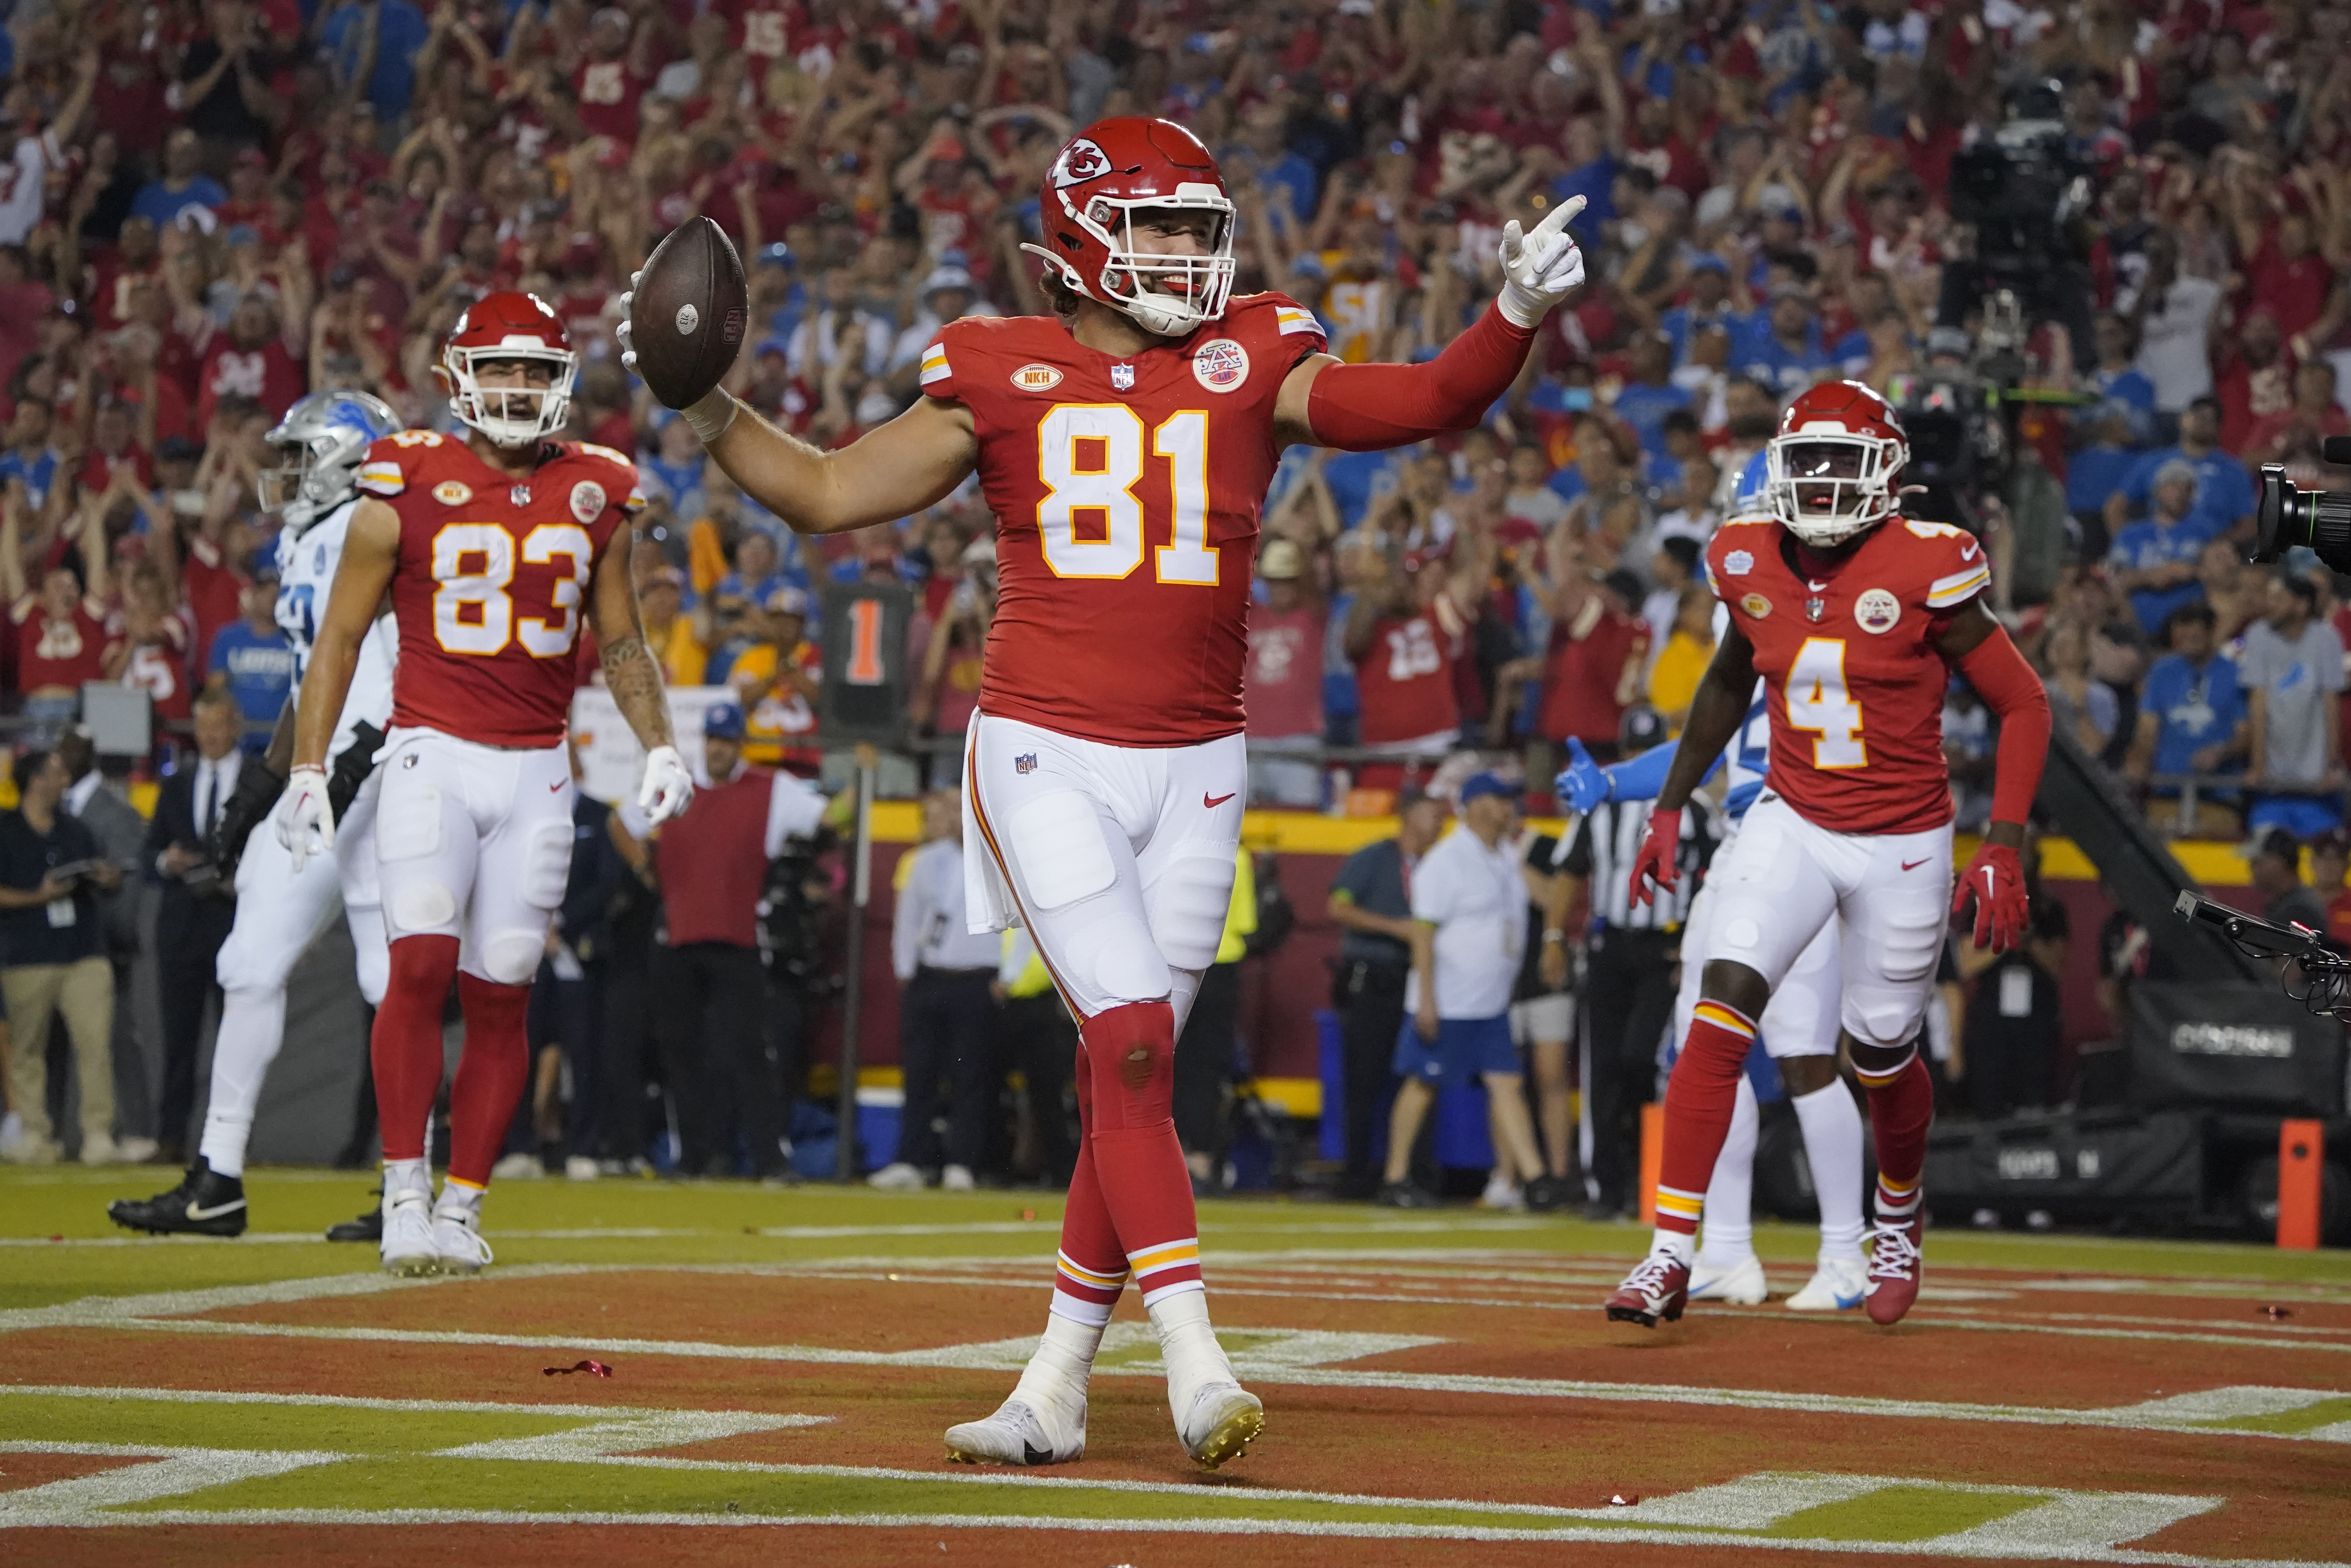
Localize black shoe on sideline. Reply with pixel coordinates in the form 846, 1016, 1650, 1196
1375, 1179, 1439, 1210
326, 1189, 384, 1243
1524, 1174, 1573, 1213
108, 1160, 248, 1237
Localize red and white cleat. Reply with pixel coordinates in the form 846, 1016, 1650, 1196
1604, 1254, 1690, 1328
1864, 1214, 1924, 1325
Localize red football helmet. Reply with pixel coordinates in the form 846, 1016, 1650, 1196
1020, 117, 1235, 338
437, 291, 577, 447
1764, 379, 1910, 546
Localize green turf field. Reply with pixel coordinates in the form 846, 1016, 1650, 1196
5, 1168, 2348, 1566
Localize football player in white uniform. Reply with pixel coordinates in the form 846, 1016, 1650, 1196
109, 392, 405, 1238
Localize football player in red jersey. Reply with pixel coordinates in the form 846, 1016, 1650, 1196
1604, 381, 2052, 1330
284, 292, 697, 1278
621, 117, 1589, 1468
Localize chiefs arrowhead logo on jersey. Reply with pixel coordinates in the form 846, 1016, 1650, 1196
1054, 137, 1113, 189
571, 481, 607, 523
1855, 588, 1901, 634
433, 481, 472, 506
1011, 363, 1065, 392
1192, 338, 1249, 392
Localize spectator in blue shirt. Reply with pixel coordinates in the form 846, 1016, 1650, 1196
0, 396, 61, 508
129, 129, 226, 231
2088, 312, 2159, 418
2108, 460, 2217, 636
712, 528, 792, 609
2067, 403, 2150, 547
321, 0, 431, 122
2125, 602, 2247, 838
1736, 286, 1834, 397
1659, 255, 1748, 367
1320, 447, 1407, 531
1611, 334, 1692, 464
2109, 397, 2254, 540
205, 570, 296, 753
1550, 116, 1619, 231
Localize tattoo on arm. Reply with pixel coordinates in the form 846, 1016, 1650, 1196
601, 633, 676, 751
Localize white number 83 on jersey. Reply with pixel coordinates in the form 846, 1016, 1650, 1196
431, 522, 594, 657
1787, 637, 1867, 769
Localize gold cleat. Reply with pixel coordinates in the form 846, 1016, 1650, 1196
1181, 1384, 1265, 1470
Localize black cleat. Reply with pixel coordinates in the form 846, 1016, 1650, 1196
108, 1160, 248, 1237
326, 1197, 384, 1244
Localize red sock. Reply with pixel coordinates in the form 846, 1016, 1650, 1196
1654, 1002, 1759, 1236
445, 974, 533, 1187
1080, 1001, 1202, 1307
372, 936, 459, 1163
1050, 1121, 1129, 1329
1856, 1048, 1933, 1220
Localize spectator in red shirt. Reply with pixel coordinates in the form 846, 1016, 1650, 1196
74, 402, 154, 500
2244, 360, 2351, 467
572, 8, 657, 145
2212, 308, 2293, 454
102, 560, 192, 724
3, 486, 113, 727
1536, 566, 1650, 762
2315, 830, 2351, 947
1244, 537, 1327, 808
1346, 555, 1466, 770
195, 293, 309, 429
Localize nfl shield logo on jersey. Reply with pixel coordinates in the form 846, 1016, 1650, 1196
1015, 753, 1038, 775
510, 486, 531, 508
1192, 339, 1249, 392
1111, 363, 1135, 391
1805, 596, 1826, 622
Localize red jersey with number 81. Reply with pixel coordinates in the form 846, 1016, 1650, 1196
1707, 513, 1991, 835
920, 292, 1327, 746
356, 432, 643, 747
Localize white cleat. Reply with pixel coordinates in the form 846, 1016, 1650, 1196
1687, 1253, 1769, 1305
380, 1191, 439, 1276
430, 1208, 494, 1276
944, 1396, 1086, 1465
867, 1161, 925, 1190
1478, 1172, 1525, 1210
941, 1163, 976, 1192
1786, 1253, 1870, 1313
1177, 1381, 1264, 1470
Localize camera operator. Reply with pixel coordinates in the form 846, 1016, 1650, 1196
1938, 80, 2097, 363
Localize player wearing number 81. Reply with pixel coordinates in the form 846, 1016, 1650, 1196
1604, 379, 2052, 1331
622, 116, 1592, 1469
284, 291, 696, 1278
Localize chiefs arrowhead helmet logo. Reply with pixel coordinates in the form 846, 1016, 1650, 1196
1054, 137, 1114, 189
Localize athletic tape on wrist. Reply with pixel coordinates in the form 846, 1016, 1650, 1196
682, 389, 739, 444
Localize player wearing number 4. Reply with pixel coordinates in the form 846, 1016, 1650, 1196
284, 292, 696, 1277
619, 116, 1590, 1468
1602, 380, 2051, 1331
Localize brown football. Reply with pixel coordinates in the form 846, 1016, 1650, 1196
629, 216, 749, 410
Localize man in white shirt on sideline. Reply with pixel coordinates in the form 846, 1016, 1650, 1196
1377, 772, 1552, 1208
870, 786, 1003, 1192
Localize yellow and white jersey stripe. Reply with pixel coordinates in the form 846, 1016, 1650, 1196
355, 460, 406, 497
1925, 563, 1991, 610
919, 342, 951, 389
1273, 304, 1319, 338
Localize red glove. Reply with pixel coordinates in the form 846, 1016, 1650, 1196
1627, 807, 1682, 908
1953, 841, 2029, 952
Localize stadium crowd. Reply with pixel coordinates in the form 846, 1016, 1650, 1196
4, 0, 2351, 1193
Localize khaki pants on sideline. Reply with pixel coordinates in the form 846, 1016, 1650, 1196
3, 958, 116, 1147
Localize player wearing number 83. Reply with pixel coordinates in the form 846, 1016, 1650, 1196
621, 115, 1592, 1470
283, 291, 696, 1279
1604, 379, 2053, 1332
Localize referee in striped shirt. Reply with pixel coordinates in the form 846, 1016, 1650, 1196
1549, 707, 1718, 1221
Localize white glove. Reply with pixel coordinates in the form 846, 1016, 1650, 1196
1496, 195, 1588, 330
638, 744, 694, 825
616, 270, 642, 374
277, 765, 335, 872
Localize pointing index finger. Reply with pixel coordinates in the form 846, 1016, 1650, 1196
1532, 194, 1587, 244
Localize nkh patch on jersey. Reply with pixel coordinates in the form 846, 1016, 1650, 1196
923, 293, 1326, 747
361, 431, 641, 748
1708, 515, 1985, 837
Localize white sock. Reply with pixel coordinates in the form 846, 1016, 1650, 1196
1147, 1287, 1233, 1424
434, 1177, 484, 1221
1647, 1229, 1696, 1267
1697, 1075, 1759, 1269
383, 1158, 431, 1202
196, 987, 289, 1180
1792, 1078, 1866, 1263
1010, 1308, 1104, 1432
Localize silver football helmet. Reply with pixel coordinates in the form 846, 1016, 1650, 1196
260, 390, 401, 534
